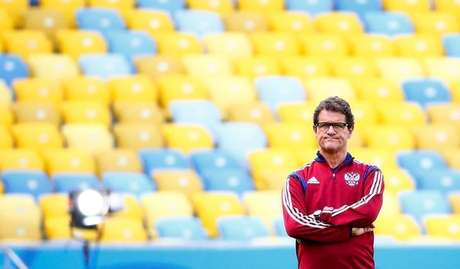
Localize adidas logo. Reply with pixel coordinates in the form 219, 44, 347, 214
307, 177, 320, 184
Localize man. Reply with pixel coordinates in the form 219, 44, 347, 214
282, 96, 384, 269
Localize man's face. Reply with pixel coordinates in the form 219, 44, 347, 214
314, 110, 352, 154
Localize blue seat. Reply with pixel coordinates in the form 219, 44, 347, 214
1, 171, 52, 198
443, 35, 460, 57
273, 218, 287, 237
79, 54, 133, 79
215, 123, 267, 166
155, 217, 207, 240
416, 169, 460, 193
286, 0, 333, 14
174, 10, 224, 36
218, 216, 269, 241
399, 190, 451, 222
52, 174, 101, 193
139, 149, 190, 175
363, 12, 413, 35
190, 149, 242, 174
0, 54, 29, 87
76, 8, 125, 33
402, 79, 451, 108
105, 30, 156, 60
397, 150, 448, 178
336, 0, 382, 16
137, 0, 185, 12
255, 76, 306, 110
200, 168, 254, 194
103, 172, 155, 196
169, 100, 222, 132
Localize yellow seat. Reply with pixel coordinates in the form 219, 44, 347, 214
383, 0, 431, 12
435, 0, 460, 14
43, 216, 71, 240
451, 81, 460, 103
353, 78, 404, 104
24, 8, 69, 37
427, 103, 460, 128
63, 77, 110, 106
157, 75, 208, 108
0, 125, 12, 149
154, 32, 202, 56
0, 8, 13, 30
62, 123, 114, 154
61, 101, 111, 127
43, 149, 95, 175
250, 32, 300, 57
12, 122, 63, 151
192, 192, 245, 237
109, 195, 143, 221
183, 54, 232, 78
449, 193, 460, 214
352, 148, 399, 171
204, 32, 253, 57
299, 34, 349, 57
201, 76, 256, 114
13, 78, 63, 106
113, 101, 164, 124
243, 191, 282, 234
27, 54, 79, 81
0, 194, 41, 241
0, 0, 28, 27
152, 170, 203, 199
263, 122, 316, 150
40, 193, 71, 239
223, 12, 268, 32
0, 83, 12, 106
0, 103, 13, 127
414, 124, 459, 151
303, 78, 356, 104
376, 57, 424, 82
227, 102, 274, 125
134, 55, 185, 79
233, 56, 281, 77
377, 102, 426, 127
40, 0, 85, 27
277, 102, 315, 124
280, 57, 330, 78
378, 193, 401, 217
411, 12, 460, 35
100, 218, 147, 242
108, 75, 157, 103
394, 34, 443, 58
0, 149, 44, 171
314, 12, 363, 35
350, 34, 395, 57
96, 149, 142, 174
374, 214, 421, 241
13, 102, 61, 126
331, 58, 378, 79
349, 101, 379, 129
238, 0, 283, 13
423, 57, 460, 84
364, 125, 415, 151
424, 215, 460, 240
127, 9, 174, 35
162, 124, 214, 154
268, 11, 314, 33
113, 123, 164, 150
3, 30, 52, 59
56, 30, 107, 59
384, 168, 416, 195
440, 149, 460, 169
141, 191, 193, 237
88, 0, 134, 18
187, 0, 233, 14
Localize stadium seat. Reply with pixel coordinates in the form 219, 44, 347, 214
174, 10, 224, 36
394, 34, 444, 58
314, 12, 364, 35
183, 54, 232, 78
12, 122, 63, 151
162, 124, 214, 154
24, 9, 68, 37
227, 102, 274, 125
56, 30, 107, 59
192, 192, 245, 237
52, 174, 101, 193
199, 168, 254, 194
276, 102, 315, 124
414, 124, 458, 151
263, 123, 316, 150
384, 168, 416, 195
27, 54, 79, 81
0, 194, 41, 241
103, 172, 155, 196
440, 149, 460, 170
250, 32, 300, 57
0, 149, 44, 171
88, 0, 134, 17
286, 0, 333, 14
155, 217, 207, 240
331, 58, 378, 79
137, 0, 184, 12
108, 194, 144, 221
1, 171, 51, 198
63, 77, 109, 106
108, 75, 157, 103
152, 169, 203, 198
424, 215, 460, 240
279, 57, 330, 78
0, 125, 12, 149
402, 79, 451, 108
76, 8, 125, 33
399, 190, 451, 222
255, 76, 306, 110
62, 123, 114, 154
423, 57, 460, 84
273, 218, 287, 237
243, 191, 282, 234
79, 54, 133, 79
299, 34, 349, 57
416, 169, 460, 193
96, 149, 142, 174
353, 78, 404, 104
304, 78, 356, 103
40, 0, 85, 27
113, 102, 164, 124
233, 56, 281, 77
363, 12, 413, 35
377, 102, 425, 126
376, 57, 424, 82
0, 54, 29, 87
3, 30, 52, 59
100, 218, 147, 242
348, 101, 379, 128
0, 83, 11, 106
126, 9, 174, 35
364, 126, 415, 151
374, 214, 421, 241
378, 193, 401, 217
435, 0, 460, 13
218, 216, 269, 241
223, 12, 268, 32
353, 148, 400, 171
336, 0, 382, 15
427, 103, 460, 127
349, 35, 395, 57
190, 149, 241, 174
139, 149, 190, 175
113, 123, 164, 150
204, 32, 252, 57
188, 0, 233, 14
105, 30, 156, 60
154, 32, 202, 56
450, 192, 460, 214
13, 78, 63, 105
238, 0, 283, 13
383, 0, 431, 12
411, 12, 460, 35
157, 75, 208, 108
443, 35, 460, 57
0, 7, 13, 30
268, 11, 314, 33
39, 193, 71, 239
61, 101, 111, 126
43, 149, 95, 176
0, 103, 12, 126
397, 150, 448, 175
13, 102, 60, 126
169, 100, 221, 131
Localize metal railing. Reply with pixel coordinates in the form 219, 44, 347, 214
2, 247, 28, 269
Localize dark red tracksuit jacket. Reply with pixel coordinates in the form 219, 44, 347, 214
282, 152, 384, 269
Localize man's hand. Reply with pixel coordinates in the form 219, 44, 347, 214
351, 227, 373, 237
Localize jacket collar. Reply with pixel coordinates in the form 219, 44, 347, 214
315, 151, 354, 172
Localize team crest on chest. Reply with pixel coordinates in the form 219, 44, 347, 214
344, 172, 360, 187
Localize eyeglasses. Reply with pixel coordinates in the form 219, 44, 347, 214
314, 122, 348, 131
